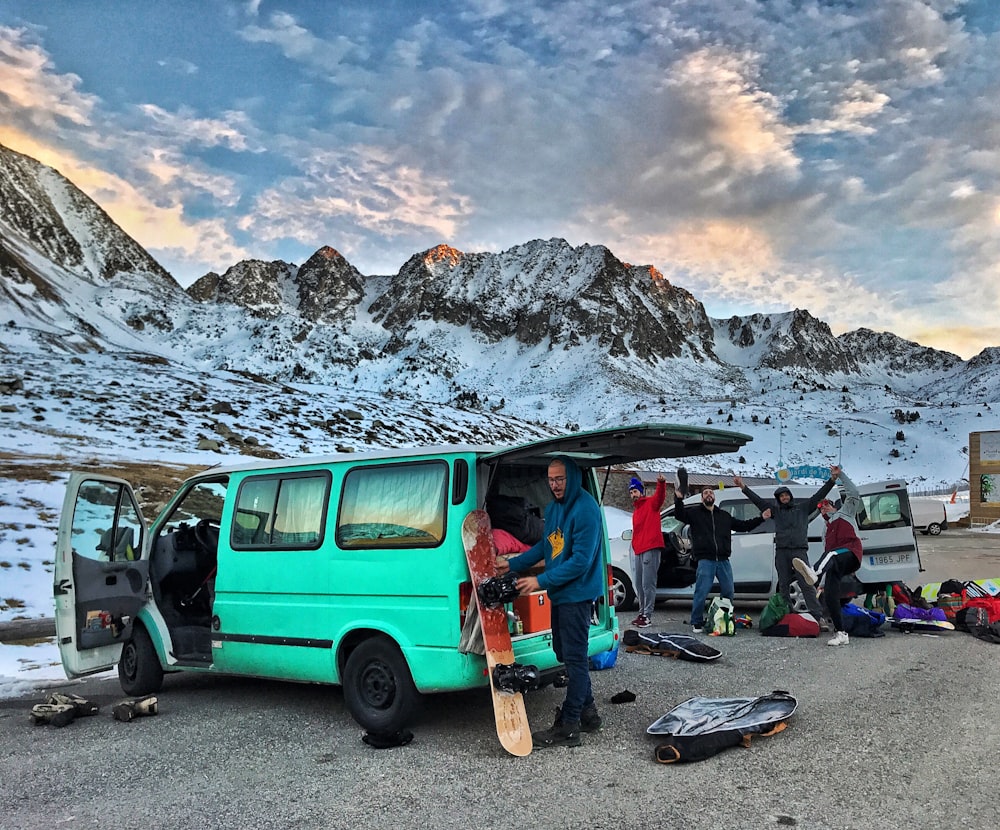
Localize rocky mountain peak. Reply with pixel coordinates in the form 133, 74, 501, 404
0, 142, 176, 289
294, 246, 365, 325
187, 259, 295, 319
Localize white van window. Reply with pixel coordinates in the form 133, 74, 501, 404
337, 461, 447, 549
860, 492, 905, 529
232, 472, 330, 549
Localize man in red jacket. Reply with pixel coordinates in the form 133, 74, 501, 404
629, 474, 666, 628
793, 467, 863, 646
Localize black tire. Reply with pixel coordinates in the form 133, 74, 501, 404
119, 623, 164, 696
343, 637, 419, 733
927, 522, 943, 536
611, 568, 637, 611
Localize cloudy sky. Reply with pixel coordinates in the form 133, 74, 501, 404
1, 1, 999, 358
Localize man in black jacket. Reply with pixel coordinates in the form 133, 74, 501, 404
675, 484, 771, 633
734, 472, 837, 627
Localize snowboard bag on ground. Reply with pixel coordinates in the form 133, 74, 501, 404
648, 691, 797, 763
761, 612, 820, 638
622, 630, 721, 662
841, 603, 886, 638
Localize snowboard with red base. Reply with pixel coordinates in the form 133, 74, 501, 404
462, 509, 533, 757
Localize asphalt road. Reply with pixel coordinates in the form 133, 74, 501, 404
2, 529, 999, 830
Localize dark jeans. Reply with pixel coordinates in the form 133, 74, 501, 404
550, 600, 594, 724
776, 546, 825, 621
690, 558, 734, 627
814, 549, 861, 631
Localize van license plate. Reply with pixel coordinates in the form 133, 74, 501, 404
870, 553, 912, 566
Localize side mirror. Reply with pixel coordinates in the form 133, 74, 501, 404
621, 529, 633, 541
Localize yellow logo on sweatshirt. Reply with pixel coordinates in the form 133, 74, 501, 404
549, 528, 564, 559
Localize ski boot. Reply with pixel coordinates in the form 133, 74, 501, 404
477, 571, 520, 607
29, 702, 77, 727
48, 692, 100, 717
676, 466, 689, 497
112, 694, 159, 722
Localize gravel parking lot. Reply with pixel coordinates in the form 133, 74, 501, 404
2, 529, 998, 830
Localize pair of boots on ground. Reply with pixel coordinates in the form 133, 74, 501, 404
30, 692, 158, 726
533, 703, 602, 748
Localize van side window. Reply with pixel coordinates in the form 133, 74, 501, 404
232, 472, 330, 549
337, 461, 448, 549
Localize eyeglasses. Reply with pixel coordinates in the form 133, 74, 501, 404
547, 476, 566, 486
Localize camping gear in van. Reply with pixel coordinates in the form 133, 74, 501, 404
486, 494, 544, 545
648, 691, 797, 763
462, 509, 533, 757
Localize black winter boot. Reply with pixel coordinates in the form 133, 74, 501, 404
532, 720, 581, 748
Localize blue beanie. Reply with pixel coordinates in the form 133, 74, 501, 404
629, 477, 645, 494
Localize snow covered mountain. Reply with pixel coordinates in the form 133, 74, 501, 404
1, 141, 997, 487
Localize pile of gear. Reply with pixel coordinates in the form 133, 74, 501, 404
29, 692, 159, 727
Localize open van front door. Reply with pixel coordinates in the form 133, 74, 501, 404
55, 472, 149, 678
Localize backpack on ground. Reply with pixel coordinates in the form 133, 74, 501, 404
706, 597, 735, 636
648, 690, 798, 763
759, 593, 790, 632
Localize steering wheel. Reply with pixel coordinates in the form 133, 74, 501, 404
666, 530, 686, 556
194, 518, 220, 553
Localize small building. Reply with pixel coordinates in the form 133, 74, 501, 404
970, 430, 1000, 527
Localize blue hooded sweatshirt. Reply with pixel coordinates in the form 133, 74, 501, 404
505, 455, 606, 605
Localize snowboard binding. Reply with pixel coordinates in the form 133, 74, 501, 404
477, 572, 520, 607
492, 662, 540, 694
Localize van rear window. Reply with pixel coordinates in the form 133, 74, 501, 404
859, 492, 906, 530
232, 472, 330, 549
337, 461, 448, 549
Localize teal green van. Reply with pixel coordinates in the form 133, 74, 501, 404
54, 424, 749, 732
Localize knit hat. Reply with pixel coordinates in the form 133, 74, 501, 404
629, 477, 645, 494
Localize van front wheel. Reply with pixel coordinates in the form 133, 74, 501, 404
119, 624, 164, 696
343, 637, 419, 734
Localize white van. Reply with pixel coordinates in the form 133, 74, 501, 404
609, 479, 922, 609
908, 496, 949, 535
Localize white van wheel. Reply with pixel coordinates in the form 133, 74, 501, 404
344, 637, 419, 734
789, 582, 808, 614
119, 624, 164, 696
927, 522, 943, 536
611, 568, 637, 611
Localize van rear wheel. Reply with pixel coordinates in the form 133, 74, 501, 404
343, 637, 419, 734
119, 624, 164, 696
927, 522, 943, 536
